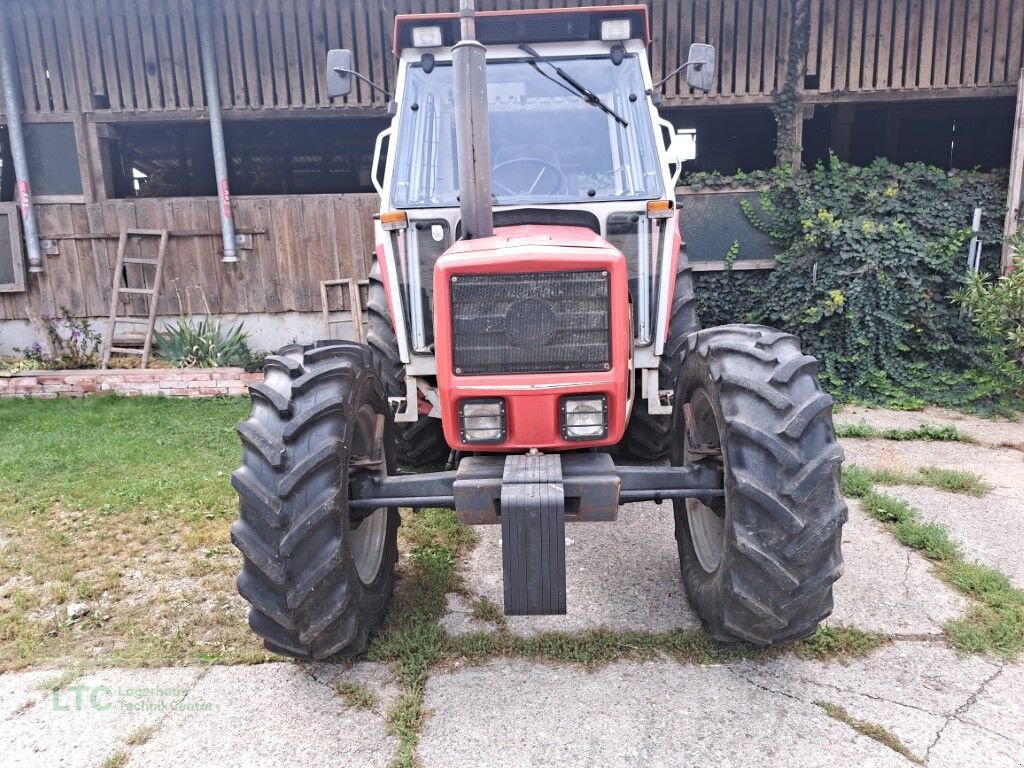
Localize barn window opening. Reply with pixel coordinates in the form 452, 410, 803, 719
103, 122, 215, 198
225, 117, 387, 196
801, 99, 1015, 171
104, 117, 388, 199
0, 123, 81, 200
0, 126, 14, 202
662, 107, 778, 178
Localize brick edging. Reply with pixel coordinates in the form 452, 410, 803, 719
0, 367, 263, 399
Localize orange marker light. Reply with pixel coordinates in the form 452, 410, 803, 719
646, 200, 674, 219
380, 211, 409, 231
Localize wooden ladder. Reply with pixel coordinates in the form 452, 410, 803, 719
101, 228, 170, 369
320, 278, 366, 343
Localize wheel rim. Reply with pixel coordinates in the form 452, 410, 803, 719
684, 390, 726, 574
349, 403, 388, 585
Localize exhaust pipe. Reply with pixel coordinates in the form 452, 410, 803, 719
452, 0, 493, 239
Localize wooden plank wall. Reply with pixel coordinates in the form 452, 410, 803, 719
3, 0, 1023, 120
807, 0, 1024, 95
0, 193, 380, 321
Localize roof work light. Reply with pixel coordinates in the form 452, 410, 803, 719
600, 19, 632, 41
412, 26, 443, 48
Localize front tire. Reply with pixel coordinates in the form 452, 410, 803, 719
672, 325, 847, 644
231, 341, 398, 659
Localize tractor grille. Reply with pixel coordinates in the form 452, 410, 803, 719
449, 271, 611, 375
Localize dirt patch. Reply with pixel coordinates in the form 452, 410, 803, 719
0, 503, 265, 672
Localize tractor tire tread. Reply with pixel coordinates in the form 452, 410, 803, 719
675, 324, 846, 645
233, 340, 398, 660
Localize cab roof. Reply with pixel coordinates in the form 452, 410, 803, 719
392, 5, 650, 55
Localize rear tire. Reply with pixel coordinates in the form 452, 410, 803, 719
616, 259, 699, 462
365, 258, 450, 468
231, 340, 398, 660
672, 325, 847, 644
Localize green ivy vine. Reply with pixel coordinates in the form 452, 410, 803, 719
690, 156, 1017, 412
771, 0, 811, 165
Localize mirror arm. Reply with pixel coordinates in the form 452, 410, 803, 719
646, 61, 702, 94
332, 67, 393, 100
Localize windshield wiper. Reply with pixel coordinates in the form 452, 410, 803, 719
518, 43, 628, 127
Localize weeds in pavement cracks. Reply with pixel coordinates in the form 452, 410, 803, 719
842, 471, 1024, 659
835, 422, 972, 442
816, 700, 923, 764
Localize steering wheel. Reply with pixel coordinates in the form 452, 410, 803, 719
491, 158, 567, 196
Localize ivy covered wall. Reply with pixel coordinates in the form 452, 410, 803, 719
689, 158, 1012, 410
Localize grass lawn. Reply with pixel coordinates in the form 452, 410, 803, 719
4, 394, 1018, 684
0, 395, 269, 671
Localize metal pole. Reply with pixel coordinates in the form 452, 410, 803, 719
0, 15, 42, 273
197, 0, 237, 262
452, 0, 493, 239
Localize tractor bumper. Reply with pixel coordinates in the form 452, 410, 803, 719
348, 453, 723, 615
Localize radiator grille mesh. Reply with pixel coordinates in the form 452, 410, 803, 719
450, 271, 611, 375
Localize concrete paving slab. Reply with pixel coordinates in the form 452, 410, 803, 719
128, 663, 396, 768
306, 660, 403, 715
927, 719, 1024, 768
841, 438, 1024, 502
826, 501, 969, 635
449, 501, 700, 637
439, 593, 500, 637
418, 658, 916, 768
957, 662, 1024, 748
0, 668, 57, 719
449, 497, 965, 638
883, 485, 1024, 588
4, 666, 203, 768
733, 641, 1004, 763
836, 405, 1024, 451
928, 663, 1024, 768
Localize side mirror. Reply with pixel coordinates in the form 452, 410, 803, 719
326, 49, 353, 98
686, 43, 716, 92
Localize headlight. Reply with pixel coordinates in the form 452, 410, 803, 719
560, 395, 608, 440
412, 25, 443, 48
459, 398, 506, 444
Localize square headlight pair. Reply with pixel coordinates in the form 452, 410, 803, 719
459, 395, 608, 444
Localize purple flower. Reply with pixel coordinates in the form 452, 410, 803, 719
71, 330, 81, 339
31, 342, 42, 352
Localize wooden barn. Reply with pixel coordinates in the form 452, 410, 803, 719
1, 0, 1022, 351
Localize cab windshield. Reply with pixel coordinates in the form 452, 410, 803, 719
390, 55, 663, 208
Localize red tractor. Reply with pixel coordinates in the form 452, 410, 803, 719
230, 2, 847, 660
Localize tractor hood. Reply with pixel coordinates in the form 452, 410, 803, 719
442, 224, 620, 263
431, 222, 632, 453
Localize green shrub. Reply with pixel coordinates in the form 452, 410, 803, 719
155, 317, 250, 368
690, 158, 1013, 411
953, 230, 1024, 398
